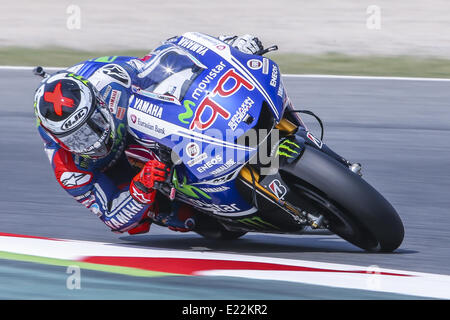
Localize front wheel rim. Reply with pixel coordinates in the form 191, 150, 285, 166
292, 183, 381, 251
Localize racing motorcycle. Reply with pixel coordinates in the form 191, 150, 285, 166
36, 32, 405, 252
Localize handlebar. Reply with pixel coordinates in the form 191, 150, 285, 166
33, 66, 50, 79
256, 45, 278, 56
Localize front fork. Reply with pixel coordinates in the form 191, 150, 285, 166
238, 117, 363, 230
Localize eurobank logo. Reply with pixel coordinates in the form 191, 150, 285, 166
129, 110, 166, 138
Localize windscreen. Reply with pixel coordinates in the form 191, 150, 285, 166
140, 47, 206, 102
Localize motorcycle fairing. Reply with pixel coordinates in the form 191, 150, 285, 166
127, 32, 287, 216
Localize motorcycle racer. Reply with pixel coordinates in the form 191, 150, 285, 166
33, 34, 264, 235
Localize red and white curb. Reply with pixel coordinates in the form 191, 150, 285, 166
0, 232, 449, 299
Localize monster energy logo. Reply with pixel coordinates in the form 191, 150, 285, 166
276, 139, 301, 158
172, 169, 211, 200
237, 216, 280, 230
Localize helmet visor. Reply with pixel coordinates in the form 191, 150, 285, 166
56, 105, 114, 158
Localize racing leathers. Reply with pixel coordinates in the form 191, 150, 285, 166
37, 33, 264, 235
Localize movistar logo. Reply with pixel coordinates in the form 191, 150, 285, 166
276, 139, 301, 158
179, 100, 194, 124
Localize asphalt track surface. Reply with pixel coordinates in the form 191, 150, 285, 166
0, 69, 449, 298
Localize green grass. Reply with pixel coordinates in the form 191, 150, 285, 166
1, 46, 449, 78
0, 47, 147, 68
270, 52, 450, 78
0, 250, 182, 278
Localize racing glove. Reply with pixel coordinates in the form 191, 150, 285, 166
219, 34, 264, 55
130, 160, 170, 204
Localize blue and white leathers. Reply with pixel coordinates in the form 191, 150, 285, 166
38, 55, 160, 232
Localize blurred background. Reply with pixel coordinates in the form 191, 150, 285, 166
1, 0, 450, 76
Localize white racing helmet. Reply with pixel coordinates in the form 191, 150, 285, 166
34, 72, 116, 158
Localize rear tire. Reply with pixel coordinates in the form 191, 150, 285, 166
282, 145, 404, 252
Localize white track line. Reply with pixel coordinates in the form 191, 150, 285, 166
1, 65, 449, 82
283, 74, 450, 82
1, 234, 449, 299
0, 65, 62, 71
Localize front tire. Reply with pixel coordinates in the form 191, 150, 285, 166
282, 145, 404, 252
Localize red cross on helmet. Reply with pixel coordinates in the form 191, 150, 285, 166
34, 72, 116, 158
